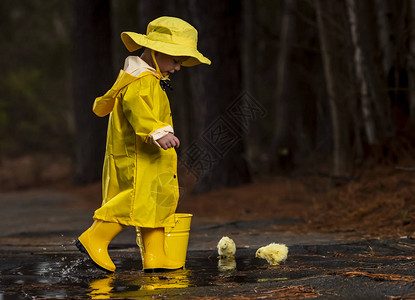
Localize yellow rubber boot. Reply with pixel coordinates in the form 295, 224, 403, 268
76, 220, 126, 273
140, 227, 184, 273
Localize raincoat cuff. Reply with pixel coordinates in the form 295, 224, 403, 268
149, 125, 174, 147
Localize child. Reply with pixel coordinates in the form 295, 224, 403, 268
76, 16, 210, 273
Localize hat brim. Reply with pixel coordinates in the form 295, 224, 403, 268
121, 32, 211, 67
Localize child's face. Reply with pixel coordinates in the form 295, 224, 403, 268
155, 52, 188, 77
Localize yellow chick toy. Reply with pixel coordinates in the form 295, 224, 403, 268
217, 236, 236, 258
255, 243, 288, 265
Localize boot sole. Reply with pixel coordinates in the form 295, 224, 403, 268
75, 239, 114, 273
144, 266, 183, 273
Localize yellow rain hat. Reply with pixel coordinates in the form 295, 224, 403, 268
121, 16, 211, 67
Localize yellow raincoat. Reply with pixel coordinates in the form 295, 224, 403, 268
92, 56, 179, 228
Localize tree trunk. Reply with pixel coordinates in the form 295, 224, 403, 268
269, 0, 297, 172
354, 0, 394, 140
409, 0, 415, 125
186, 0, 251, 193
375, 0, 394, 77
379, 1, 407, 131
241, 0, 254, 93
241, 0, 258, 172
346, 0, 377, 145
73, 0, 113, 184
315, 0, 351, 177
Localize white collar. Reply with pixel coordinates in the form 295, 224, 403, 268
123, 56, 158, 77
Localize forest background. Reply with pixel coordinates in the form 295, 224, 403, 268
1, 0, 415, 237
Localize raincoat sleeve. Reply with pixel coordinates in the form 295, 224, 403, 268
121, 78, 172, 144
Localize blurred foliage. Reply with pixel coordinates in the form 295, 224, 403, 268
0, 0, 73, 156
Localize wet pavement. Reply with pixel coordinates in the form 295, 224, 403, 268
1, 190, 415, 299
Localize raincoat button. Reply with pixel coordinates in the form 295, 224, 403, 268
173, 174, 177, 178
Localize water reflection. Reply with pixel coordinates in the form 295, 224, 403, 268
88, 269, 193, 299
89, 275, 114, 299
217, 257, 236, 272
217, 257, 236, 278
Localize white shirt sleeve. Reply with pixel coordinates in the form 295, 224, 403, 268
149, 125, 174, 148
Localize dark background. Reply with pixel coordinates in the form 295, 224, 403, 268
1, 0, 415, 198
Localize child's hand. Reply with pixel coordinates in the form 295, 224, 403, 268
157, 133, 180, 150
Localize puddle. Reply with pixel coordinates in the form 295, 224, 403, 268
88, 269, 194, 299
2, 241, 415, 299
0, 248, 272, 299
